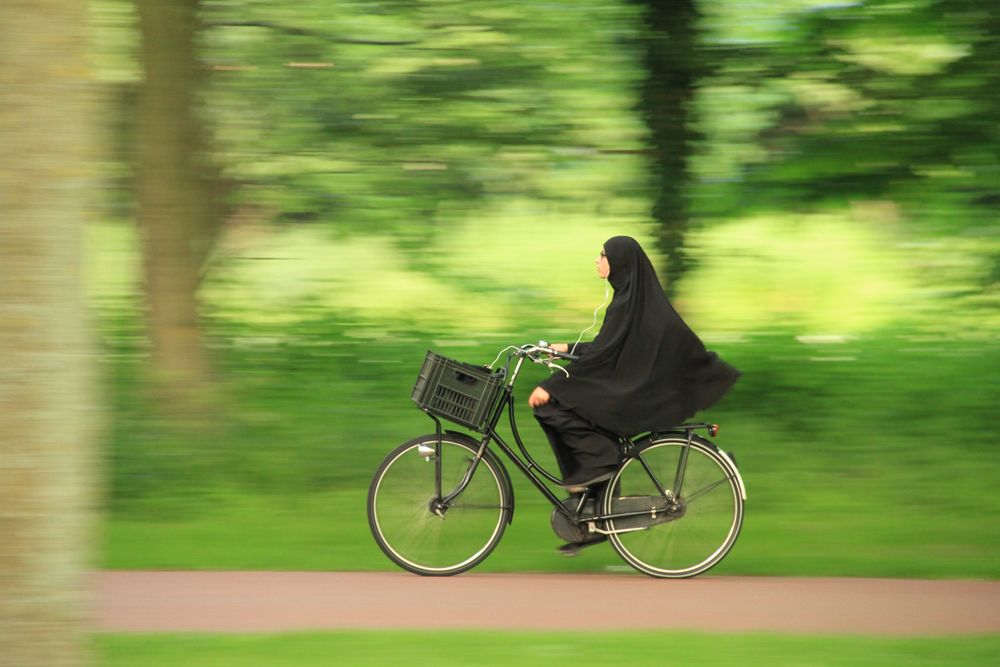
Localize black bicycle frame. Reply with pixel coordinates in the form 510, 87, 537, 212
429, 352, 717, 527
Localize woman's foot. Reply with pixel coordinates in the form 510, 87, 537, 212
557, 534, 608, 557
558, 469, 615, 492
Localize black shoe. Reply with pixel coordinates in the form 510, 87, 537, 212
557, 534, 608, 557
559, 470, 615, 492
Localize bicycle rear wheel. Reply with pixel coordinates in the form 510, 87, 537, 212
603, 436, 744, 578
368, 434, 511, 576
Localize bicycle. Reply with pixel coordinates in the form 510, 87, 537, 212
367, 343, 746, 578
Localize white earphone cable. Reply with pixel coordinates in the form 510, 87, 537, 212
569, 281, 610, 355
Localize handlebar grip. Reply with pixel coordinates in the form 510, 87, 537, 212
533, 340, 579, 362
519, 343, 579, 362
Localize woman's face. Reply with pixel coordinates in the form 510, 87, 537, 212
595, 249, 611, 279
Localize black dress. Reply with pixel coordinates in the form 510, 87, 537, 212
534, 236, 740, 483
534, 398, 620, 483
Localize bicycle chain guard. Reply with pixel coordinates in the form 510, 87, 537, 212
606, 495, 685, 531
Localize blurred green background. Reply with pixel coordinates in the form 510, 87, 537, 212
83, 0, 998, 579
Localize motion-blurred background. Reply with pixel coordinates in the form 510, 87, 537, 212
2, 0, 997, 663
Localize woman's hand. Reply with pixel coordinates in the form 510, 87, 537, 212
550, 343, 569, 353
528, 386, 551, 408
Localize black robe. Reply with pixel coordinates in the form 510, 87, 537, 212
539, 235, 740, 436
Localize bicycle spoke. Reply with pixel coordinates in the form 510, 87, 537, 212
682, 475, 731, 504
448, 504, 506, 510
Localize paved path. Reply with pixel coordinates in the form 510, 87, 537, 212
96, 572, 1000, 636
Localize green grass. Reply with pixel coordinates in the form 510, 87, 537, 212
104, 483, 1000, 577
95, 631, 1000, 666
103, 325, 1000, 578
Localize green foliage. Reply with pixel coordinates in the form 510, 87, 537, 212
693, 0, 1000, 235
199, 0, 646, 231
87, 0, 999, 305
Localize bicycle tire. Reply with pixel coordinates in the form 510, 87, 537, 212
368, 433, 512, 576
602, 435, 744, 578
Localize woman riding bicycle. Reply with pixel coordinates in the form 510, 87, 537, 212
528, 236, 741, 493
368, 235, 747, 576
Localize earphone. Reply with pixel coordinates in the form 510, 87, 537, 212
569, 280, 610, 355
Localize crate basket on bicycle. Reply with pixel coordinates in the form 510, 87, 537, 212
412, 351, 504, 432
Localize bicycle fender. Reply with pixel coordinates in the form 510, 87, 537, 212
714, 448, 747, 501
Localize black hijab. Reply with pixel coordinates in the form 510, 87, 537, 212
539, 236, 740, 436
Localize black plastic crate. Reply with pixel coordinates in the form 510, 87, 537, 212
411, 351, 504, 432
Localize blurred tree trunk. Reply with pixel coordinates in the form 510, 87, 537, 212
634, 0, 707, 295
135, 0, 223, 393
0, 1, 100, 664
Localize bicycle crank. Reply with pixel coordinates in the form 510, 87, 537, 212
550, 498, 595, 543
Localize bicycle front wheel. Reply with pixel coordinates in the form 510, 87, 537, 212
368, 434, 511, 576
603, 436, 744, 578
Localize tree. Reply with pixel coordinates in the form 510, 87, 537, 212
135, 0, 225, 392
0, 1, 100, 664
632, 0, 709, 294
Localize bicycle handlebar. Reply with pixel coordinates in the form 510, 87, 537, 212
518, 341, 580, 363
